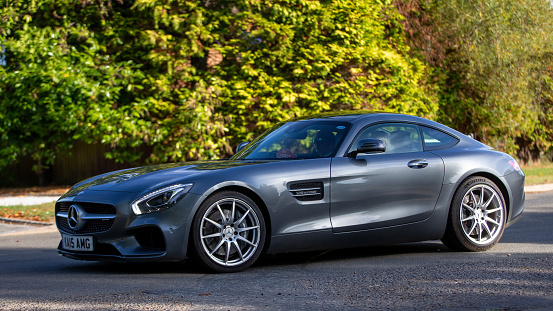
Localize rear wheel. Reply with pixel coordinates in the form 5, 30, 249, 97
192, 191, 265, 272
442, 177, 506, 252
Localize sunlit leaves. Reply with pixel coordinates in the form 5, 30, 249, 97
1, 0, 440, 184
430, 0, 553, 160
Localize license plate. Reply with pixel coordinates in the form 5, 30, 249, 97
62, 234, 94, 251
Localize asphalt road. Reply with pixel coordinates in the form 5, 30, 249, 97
1, 192, 552, 310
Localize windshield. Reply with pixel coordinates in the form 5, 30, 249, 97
232, 120, 352, 160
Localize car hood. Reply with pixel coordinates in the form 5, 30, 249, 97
61, 160, 261, 198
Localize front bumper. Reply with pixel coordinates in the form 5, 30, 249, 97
56, 190, 202, 262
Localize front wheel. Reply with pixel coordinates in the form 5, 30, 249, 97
192, 191, 266, 272
442, 177, 506, 252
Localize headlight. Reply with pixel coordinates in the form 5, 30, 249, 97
131, 183, 193, 215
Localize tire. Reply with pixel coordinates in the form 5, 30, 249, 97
191, 191, 266, 272
441, 177, 506, 252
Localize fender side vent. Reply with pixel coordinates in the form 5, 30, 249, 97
289, 182, 324, 201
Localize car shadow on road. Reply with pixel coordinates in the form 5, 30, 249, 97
256, 241, 450, 268
48, 240, 451, 275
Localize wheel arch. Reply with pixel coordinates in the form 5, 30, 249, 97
455, 172, 511, 218
441, 172, 510, 251
214, 185, 272, 241
187, 185, 272, 256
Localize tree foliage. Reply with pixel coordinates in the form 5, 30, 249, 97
1, 0, 438, 184
4, 0, 553, 185
0, 2, 143, 184
398, 0, 553, 163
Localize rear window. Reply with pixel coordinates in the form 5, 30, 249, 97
421, 126, 459, 150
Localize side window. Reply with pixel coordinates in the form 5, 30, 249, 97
421, 126, 459, 150
349, 123, 423, 155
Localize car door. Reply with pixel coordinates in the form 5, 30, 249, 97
330, 123, 445, 233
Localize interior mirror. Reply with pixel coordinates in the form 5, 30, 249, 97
349, 138, 386, 157
236, 141, 250, 153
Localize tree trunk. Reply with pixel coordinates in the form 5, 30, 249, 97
516, 136, 540, 164
35, 155, 45, 187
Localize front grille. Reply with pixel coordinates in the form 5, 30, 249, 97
289, 182, 324, 201
57, 202, 116, 214
58, 219, 115, 234
56, 202, 116, 234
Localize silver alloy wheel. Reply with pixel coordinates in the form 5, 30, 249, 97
199, 198, 261, 267
459, 184, 505, 245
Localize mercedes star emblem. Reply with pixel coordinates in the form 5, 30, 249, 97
67, 204, 86, 231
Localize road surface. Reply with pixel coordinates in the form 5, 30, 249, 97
0, 192, 552, 310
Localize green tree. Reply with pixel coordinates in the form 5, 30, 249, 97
0, 2, 143, 184
132, 0, 439, 151
1, 0, 439, 184
398, 0, 553, 162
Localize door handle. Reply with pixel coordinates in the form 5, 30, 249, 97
408, 159, 428, 169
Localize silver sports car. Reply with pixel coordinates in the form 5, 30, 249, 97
56, 112, 525, 272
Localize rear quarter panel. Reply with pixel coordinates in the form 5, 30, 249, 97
431, 147, 524, 224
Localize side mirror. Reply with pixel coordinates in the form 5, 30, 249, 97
349, 138, 386, 157
236, 141, 250, 153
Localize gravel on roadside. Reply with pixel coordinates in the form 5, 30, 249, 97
0, 195, 60, 207
0, 186, 67, 206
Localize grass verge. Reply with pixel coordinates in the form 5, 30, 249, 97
522, 162, 553, 185
1, 202, 55, 222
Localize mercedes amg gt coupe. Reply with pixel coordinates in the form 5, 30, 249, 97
56, 112, 525, 272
